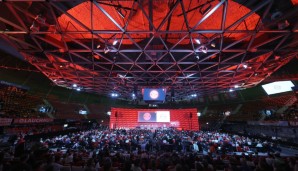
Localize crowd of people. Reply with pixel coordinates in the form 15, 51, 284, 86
0, 128, 296, 171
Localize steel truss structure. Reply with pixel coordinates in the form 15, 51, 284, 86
0, 0, 298, 101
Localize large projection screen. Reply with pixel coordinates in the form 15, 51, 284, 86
262, 81, 294, 95
138, 111, 170, 122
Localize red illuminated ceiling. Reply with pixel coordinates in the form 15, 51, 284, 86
0, 0, 298, 101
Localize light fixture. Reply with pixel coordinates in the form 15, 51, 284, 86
112, 39, 118, 46
234, 85, 239, 88
229, 89, 234, 92
194, 53, 200, 60
30, 21, 40, 32
243, 64, 248, 69
194, 38, 201, 44
104, 46, 110, 54
191, 94, 197, 97
107, 111, 111, 115
198, 45, 208, 54
76, 87, 81, 91
197, 112, 201, 117
211, 42, 216, 48
96, 44, 101, 49
35, 14, 46, 24
72, 84, 77, 88
132, 93, 135, 97
111, 93, 118, 97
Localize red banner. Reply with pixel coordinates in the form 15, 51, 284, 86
0, 118, 13, 126
13, 118, 54, 124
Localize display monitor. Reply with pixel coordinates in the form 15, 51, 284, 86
143, 88, 166, 101
262, 81, 294, 95
138, 111, 170, 122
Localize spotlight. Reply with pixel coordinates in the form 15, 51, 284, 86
194, 53, 200, 60
198, 45, 208, 54
76, 87, 81, 91
132, 93, 135, 97
229, 89, 234, 92
194, 38, 201, 44
112, 39, 118, 46
96, 44, 101, 49
234, 85, 239, 88
30, 21, 40, 32
197, 112, 201, 116
107, 111, 111, 115
72, 84, 77, 88
211, 42, 216, 48
111, 93, 118, 97
243, 64, 248, 69
35, 14, 46, 24
104, 46, 110, 54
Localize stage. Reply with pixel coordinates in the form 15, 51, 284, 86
109, 108, 199, 130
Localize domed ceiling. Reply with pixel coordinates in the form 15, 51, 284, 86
0, 0, 297, 101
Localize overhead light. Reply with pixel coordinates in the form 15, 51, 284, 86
35, 14, 46, 24
112, 39, 118, 46
104, 46, 110, 54
211, 42, 216, 48
111, 93, 118, 97
191, 94, 197, 97
194, 38, 201, 44
107, 111, 111, 116
96, 44, 101, 49
198, 45, 208, 54
234, 85, 239, 88
76, 88, 81, 91
243, 64, 248, 69
229, 89, 234, 92
72, 84, 77, 88
197, 112, 201, 117
132, 93, 135, 97
194, 53, 200, 60
30, 21, 40, 32
53, 79, 57, 82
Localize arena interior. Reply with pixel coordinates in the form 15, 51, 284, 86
0, 0, 298, 171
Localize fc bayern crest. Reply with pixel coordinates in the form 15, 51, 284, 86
143, 112, 151, 121
149, 90, 159, 99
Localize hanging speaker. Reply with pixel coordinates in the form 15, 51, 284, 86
171, 87, 175, 97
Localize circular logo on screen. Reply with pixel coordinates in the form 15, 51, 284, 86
149, 90, 159, 99
143, 112, 151, 121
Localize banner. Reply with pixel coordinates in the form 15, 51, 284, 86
0, 118, 13, 126
138, 111, 170, 122
13, 118, 54, 124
